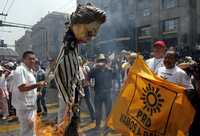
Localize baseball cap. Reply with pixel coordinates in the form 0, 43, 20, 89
153, 40, 166, 47
97, 53, 106, 61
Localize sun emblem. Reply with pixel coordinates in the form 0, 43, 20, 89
140, 83, 164, 116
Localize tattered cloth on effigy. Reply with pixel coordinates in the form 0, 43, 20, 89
35, 114, 69, 136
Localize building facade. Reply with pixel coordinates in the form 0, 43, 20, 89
0, 47, 18, 62
78, 0, 200, 57
0, 40, 7, 47
133, 0, 198, 56
31, 12, 68, 61
15, 12, 68, 61
15, 30, 32, 58
77, 0, 135, 57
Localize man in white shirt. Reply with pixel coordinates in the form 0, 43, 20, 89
146, 40, 166, 74
157, 50, 193, 90
0, 66, 9, 120
122, 52, 137, 81
12, 51, 47, 136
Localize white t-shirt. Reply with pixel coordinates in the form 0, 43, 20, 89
0, 74, 8, 98
146, 58, 164, 74
12, 63, 37, 110
6, 71, 14, 92
157, 66, 194, 90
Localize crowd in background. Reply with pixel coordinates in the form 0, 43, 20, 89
0, 41, 200, 135
0, 60, 48, 121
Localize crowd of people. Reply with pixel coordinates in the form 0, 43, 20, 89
0, 53, 48, 136
0, 2, 200, 136
0, 61, 17, 120
0, 40, 200, 136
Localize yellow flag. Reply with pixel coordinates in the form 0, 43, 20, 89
107, 55, 195, 136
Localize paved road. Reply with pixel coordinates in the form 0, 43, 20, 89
0, 87, 121, 136
0, 107, 121, 136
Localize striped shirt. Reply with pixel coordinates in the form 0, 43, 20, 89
54, 29, 80, 103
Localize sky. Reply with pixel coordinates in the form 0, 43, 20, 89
0, 0, 77, 47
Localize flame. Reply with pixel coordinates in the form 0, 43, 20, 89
34, 106, 86, 136
55, 114, 70, 136
35, 113, 69, 136
35, 115, 54, 136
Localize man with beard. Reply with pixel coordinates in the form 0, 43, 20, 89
157, 50, 193, 90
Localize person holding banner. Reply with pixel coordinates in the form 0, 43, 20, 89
157, 50, 193, 90
107, 53, 195, 136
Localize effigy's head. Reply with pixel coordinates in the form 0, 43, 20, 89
70, 3, 106, 25
69, 3, 106, 43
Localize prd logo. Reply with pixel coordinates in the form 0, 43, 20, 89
140, 83, 164, 116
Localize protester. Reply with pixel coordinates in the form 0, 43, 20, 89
157, 50, 195, 135
111, 54, 122, 90
0, 65, 9, 120
121, 52, 137, 81
4, 62, 16, 117
79, 57, 95, 122
35, 61, 48, 116
146, 40, 166, 74
88, 54, 114, 130
11, 51, 47, 136
157, 50, 193, 89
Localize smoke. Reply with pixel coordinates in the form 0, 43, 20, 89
79, 0, 133, 56
98, 0, 132, 53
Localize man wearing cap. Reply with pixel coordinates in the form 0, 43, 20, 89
146, 40, 166, 74
0, 65, 9, 120
88, 54, 114, 130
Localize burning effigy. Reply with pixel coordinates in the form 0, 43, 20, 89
35, 113, 69, 136
35, 109, 86, 136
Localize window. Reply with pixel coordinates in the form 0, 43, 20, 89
161, 0, 177, 9
138, 25, 151, 37
161, 18, 178, 32
143, 9, 151, 16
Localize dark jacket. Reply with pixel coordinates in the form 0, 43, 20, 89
89, 63, 114, 92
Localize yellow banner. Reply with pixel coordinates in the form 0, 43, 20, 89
107, 56, 195, 136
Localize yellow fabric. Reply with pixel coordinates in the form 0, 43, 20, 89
107, 55, 195, 136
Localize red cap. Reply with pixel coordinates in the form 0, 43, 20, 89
153, 40, 166, 47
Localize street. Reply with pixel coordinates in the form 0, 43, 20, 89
0, 88, 121, 136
